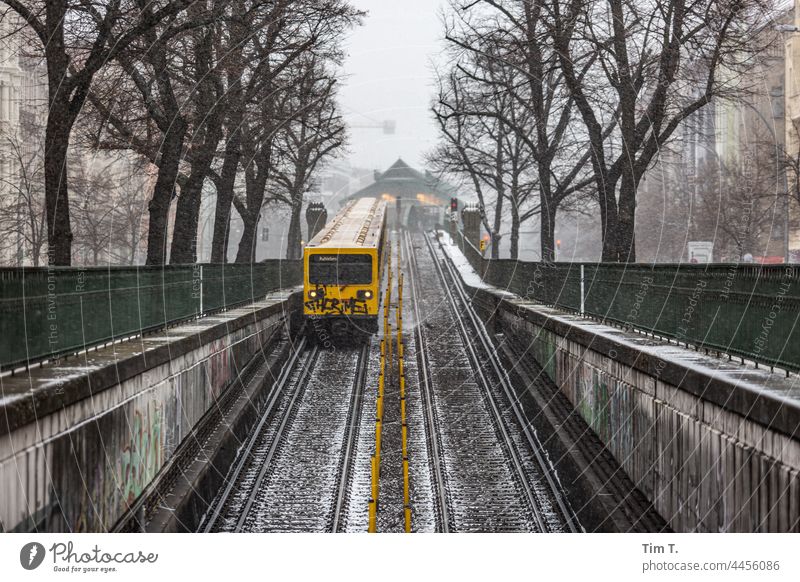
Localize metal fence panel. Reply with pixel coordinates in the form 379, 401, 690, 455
449, 230, 800, 372
0, 261, 301, 370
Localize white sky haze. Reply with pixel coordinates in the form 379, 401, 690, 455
339, 1, 447, 172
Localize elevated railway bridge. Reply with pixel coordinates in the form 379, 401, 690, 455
1, 226, 799, 533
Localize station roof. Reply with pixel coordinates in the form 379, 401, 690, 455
345, 158, 458, 206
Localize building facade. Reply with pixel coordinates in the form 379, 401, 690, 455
637, 4, 797, 263
0, 16, 47, 265
784, 0, 800, 260
0, 17, 152, 266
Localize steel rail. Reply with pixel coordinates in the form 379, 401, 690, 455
404, 231, 451, 532
430, 233, 581, 533
232, 344, 322, 531
424, 233, 553, 532
200, 336, 311, 532
330, 342, 370, 532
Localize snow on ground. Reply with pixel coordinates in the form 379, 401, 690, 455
437, 231, 517, 298
530, 305, 800, 402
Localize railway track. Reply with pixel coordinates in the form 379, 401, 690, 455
403, 231, 451, 532
331, 343, 370, 532
498, 335, 669, 532
197, 230, 580, 533
201, 339, 370, 532
407, 231, 579, 532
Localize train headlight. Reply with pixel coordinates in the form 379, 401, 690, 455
309, 290, 318, 299
364, 290, 373, 299
357, 289, 373, 300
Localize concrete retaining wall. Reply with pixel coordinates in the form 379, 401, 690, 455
468, 286, 800, 532
0, 290, 298, 532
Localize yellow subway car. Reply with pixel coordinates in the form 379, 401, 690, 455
303, 197, 387, 343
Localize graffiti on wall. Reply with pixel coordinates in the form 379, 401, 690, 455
208, 338, 232, 399
118, 401, 163, 507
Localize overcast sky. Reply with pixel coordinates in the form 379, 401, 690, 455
339, 0, 447, 172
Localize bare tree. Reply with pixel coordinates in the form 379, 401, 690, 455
168, 0, 228, 264
83, 0, 360, 265
0, 132, 46, 265
544, 0, 773, 261
71, 158, 116, 266
231, 85, 290, 263
83, 1, 227, 265
0, 0, 199, 265
209, 0, 348, 263
271, 58, 347, 261
431, 67, 540, 259
434, 0, 594, 261
696, 142, 783, 261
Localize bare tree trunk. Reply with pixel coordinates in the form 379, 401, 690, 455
540, 203, 556, 263
491, 201, 502, 259
145, 122, 186, 265
210, 133, 241, 263
286, 199, 303, 260
42, 1, 75, 266
234, 139, 271, 264
170, 124, 223, 264
235, 208, 259, 263
43, 100, 73, 265
599, 180, 620, 262
616, 174, 637, 262
170, 185, 202, 264
510, 198, 520, 260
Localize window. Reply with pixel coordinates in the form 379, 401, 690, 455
309, 254, 372, 285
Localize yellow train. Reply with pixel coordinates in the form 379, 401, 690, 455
303, 197, 387, 343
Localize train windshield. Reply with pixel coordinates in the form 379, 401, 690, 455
309, 254, 372, 285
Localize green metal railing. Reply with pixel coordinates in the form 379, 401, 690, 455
0, 262, 302, 370
452, 231, 800, 373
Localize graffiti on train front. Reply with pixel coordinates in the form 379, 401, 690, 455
305, 287, 369, 315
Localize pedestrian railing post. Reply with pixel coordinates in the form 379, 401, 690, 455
200, 264, 204, 315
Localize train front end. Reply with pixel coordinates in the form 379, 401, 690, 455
302, 198, 386, 343
303, 247, 380, 340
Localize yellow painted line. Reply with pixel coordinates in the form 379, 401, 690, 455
369, 244, 395, 533
403, 458, 410, 505
396, 258, 412, 533
369, 500, 377, 533
371, 455, 379, 499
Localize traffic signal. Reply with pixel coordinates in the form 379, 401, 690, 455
450, 198, 458, 212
